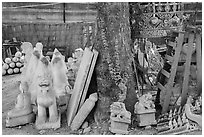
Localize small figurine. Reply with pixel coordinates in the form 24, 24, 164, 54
6, 82, 35, 127
109, 102, 131, 134
134, 93, 157, 127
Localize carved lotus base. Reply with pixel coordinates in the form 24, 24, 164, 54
6, 112, 35, 127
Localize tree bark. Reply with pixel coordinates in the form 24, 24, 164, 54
94, 2, 137, 131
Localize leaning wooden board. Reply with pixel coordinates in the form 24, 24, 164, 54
78, 49, 98, 109
67, 47, 98, 126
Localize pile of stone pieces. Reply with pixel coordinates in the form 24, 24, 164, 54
157, 101, 201, 135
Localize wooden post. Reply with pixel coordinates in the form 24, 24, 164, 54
181, 33, 194, 106
63, 3, 66, 23
195, 34, 202, 95
162, 33, 184, 113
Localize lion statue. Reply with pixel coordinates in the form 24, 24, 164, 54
35, 56, 59, 126
134, 93, 155, 114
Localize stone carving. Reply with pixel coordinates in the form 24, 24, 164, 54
185, 96, 202, 128
109, 102, 131, 134
20, 42, 34, 86
67, 48, 84, 81
6, 82, 35, 127
134, 93, 155, 113
70, 93, 98, 131
157, 105, 200, 135
35, 56, 60, 130
130, 2, 189, 38
25, 43, 43, 105
134, 93, 156, 126
6, 42, 36, 127
20, 42, 34, 66
51, 48, 72, 98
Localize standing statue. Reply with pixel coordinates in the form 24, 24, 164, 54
35, 56, 60, 130
51, 48, 72, 99
26, 43, 44, 104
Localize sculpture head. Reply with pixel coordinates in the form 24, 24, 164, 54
21, 42, 33, 55
36, 57, 53, 94
35, 42, 43, 51
144, 93, 153, 101
72, 48, 83, 60
51, 49, 64, 65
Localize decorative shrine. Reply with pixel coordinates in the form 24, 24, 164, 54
130, 2, 188, 38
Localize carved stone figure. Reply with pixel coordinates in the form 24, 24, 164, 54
51, 48, 72, 98
27, 43, 44, 104
35, 56, 60, 130
20, 42, 34, 86
109, 102, 131, 134
185, 96, 202, 128
67, 48, 84, 81
6, 81, 35, 127
134, 93, 156, 126
134, 93, 155, 113
20, 42, 34, 66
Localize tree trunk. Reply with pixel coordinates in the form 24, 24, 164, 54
94, 2, 137, 132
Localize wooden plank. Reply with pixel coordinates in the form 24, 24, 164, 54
161, 69, 170, 78
168, 41, 176, 48
157, 82, 165, 91
78, 49, 98, 109
165, 54, 174, 63
162, 33, 184, 113
66, 47, 94, 126
195, 34, 202, 95
180, 33, 195, 106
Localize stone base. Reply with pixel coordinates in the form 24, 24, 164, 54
109, 120, 129, 134
35, 112, 61, 130
136, 112, 157, 127
6, 113, 35, 127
